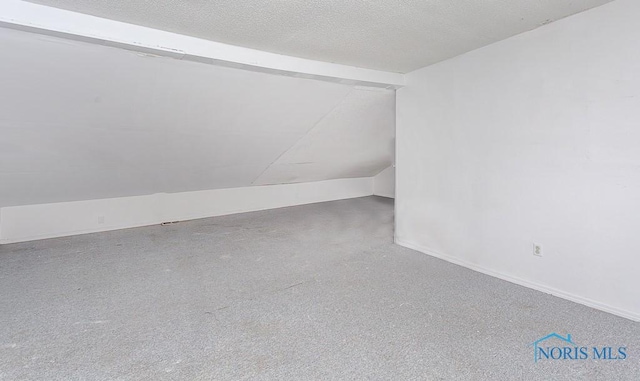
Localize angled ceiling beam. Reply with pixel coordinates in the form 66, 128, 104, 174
0, 0, 405, 89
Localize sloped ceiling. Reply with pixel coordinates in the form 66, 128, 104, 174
26, 0, 613, 72
255, 89, 394, 185
0, 28, 394, 207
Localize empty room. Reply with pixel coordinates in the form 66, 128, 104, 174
1, 0, 638, 379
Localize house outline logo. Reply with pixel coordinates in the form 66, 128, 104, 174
528, 333, 575, 363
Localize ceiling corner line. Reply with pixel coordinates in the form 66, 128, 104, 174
0, 0, 405, 89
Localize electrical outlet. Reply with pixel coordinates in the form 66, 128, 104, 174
533, 243, 543, 257
97, 215, 105, 225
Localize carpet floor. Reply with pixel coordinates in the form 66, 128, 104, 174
1, 196, 638, 380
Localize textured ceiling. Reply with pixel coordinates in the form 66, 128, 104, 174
0, 28, 394, 207
26, 0, 613, 73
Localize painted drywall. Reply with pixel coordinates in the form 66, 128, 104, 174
0, 178, 373, 244
255, 88, 395, 185
373, 166, 395, 199
396, 0, 640, 321
0, 27, 394, 208
27, 0, 613, 72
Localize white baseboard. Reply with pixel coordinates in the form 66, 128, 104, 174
0, 177, 373, 244
395, 238, 640, 322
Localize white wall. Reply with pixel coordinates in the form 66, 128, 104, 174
0, 178, 373, 244
0, 27, 394, 208
373, 166, 395, 199
396, 0, 640, 321
0, 26, 395, 244
255, 87, 394, 185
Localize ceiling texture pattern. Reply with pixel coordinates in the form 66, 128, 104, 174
0, 28, 394, 207
27, 0, 613, 72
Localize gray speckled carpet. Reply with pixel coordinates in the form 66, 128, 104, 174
1, 196, 638, 380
